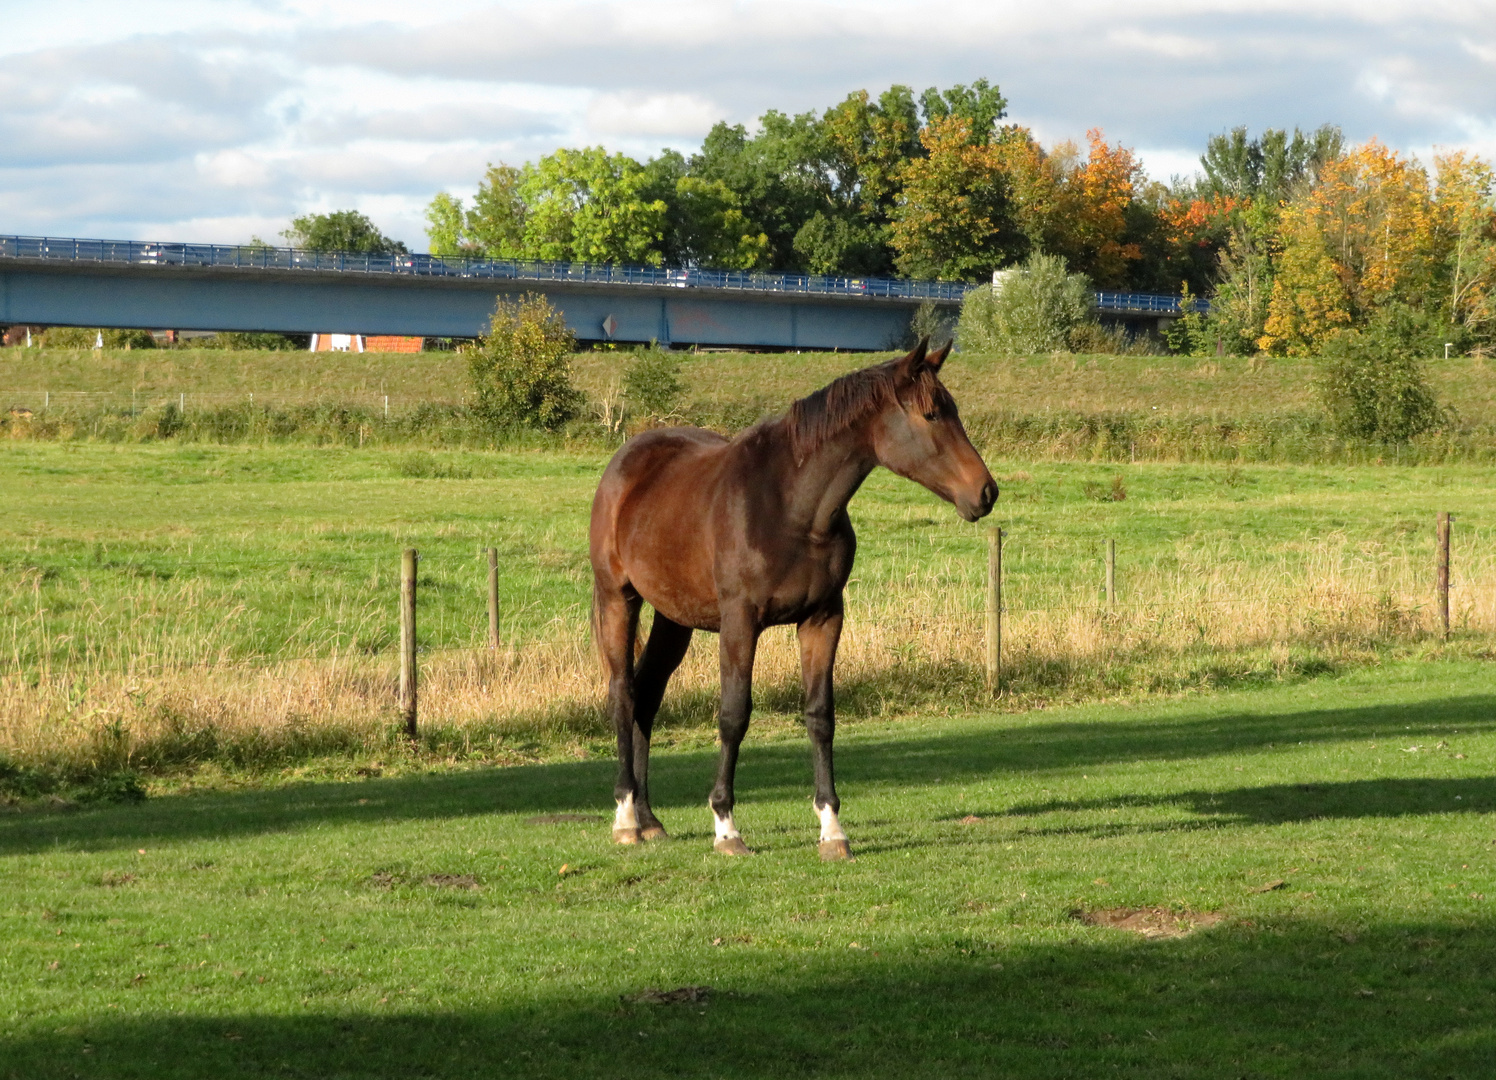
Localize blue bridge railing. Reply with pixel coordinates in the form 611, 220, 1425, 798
0, 234, 1203, 313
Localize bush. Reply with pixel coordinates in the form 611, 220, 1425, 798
1317, 305, 1445, 442
905, 300, 957, 348
467, 294, 583, 431
957, 251, 1092, 354
198, 332, 307, 351
39, 326, 156, 349
623, 345, 686, 417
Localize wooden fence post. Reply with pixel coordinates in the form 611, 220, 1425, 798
1105, 538, 1116, 610
400, 548, 418, 738
1437, 512, 1451, 640
986, 527, 1003, 695
487, 547, 500, 649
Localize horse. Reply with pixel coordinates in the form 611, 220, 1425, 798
588, 338, 997, 860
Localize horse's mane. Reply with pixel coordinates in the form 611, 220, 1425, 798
785, 357, 944, 464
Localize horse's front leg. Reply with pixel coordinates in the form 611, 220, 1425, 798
799, 600, 850, 861
709, 608, 759, 855
595, 581, 643, 844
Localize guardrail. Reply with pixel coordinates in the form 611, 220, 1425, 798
0, 233, 1206, 313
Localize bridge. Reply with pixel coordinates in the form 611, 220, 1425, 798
0, 235, 1200, 351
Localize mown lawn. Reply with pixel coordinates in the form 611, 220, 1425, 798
4, 659, 1494, 1078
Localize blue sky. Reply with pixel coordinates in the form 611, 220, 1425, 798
1, 0, 1492, 250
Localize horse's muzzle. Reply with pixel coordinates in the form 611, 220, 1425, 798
957, 480, 998, 522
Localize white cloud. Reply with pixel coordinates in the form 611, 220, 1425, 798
586, 92, 723, 138
0, 0, 1492, 249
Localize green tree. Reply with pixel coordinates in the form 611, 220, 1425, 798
468, 164, 528, 257
520, 147, 668, 265
891, 116, 1025, 280
425, 192, 468, 256
669, 177, 770, 269
1317, 304, 1444, 441
917, 79, 1008, 145
957, 251, 1093, 353
281, 210, 407, 254
467, 294, 583, 431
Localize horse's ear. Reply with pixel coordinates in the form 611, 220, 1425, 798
896, 337, 930, 381
926, 339, 953, 373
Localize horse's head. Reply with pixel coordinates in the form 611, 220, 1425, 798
871, 339, 997, 522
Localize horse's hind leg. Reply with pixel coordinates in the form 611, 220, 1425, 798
594, 579, 643, 844
799, 602, 851, 861
630, 613, 693, 840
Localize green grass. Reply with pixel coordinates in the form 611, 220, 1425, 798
5, 441, 1493, 671
4, 660, 1493, 1078
6, 347, 1496, 425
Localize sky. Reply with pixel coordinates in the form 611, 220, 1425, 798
1, 0, 1492, 251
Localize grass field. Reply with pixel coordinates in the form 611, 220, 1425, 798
3, 438, 1494, 795
4, 661, 1494, 1078
6, 345, 1496, 424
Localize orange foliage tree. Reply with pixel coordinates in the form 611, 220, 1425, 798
1260, 142, 1441, 354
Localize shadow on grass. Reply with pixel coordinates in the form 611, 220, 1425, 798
4, 694, 1494, 857
6, 917, 1493, 1080
1004, 777, 1496, 833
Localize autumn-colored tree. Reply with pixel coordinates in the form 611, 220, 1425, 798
1057, 130, 1145, 287
890, 116, 1025, 280
1260, 142, 1442, 354
1433, 152, 1496, 336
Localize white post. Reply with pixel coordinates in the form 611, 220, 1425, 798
384, 395, 389, 419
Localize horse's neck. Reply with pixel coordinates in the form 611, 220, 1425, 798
781, 425, 876, 538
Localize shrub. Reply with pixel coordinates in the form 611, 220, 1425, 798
1316, 304, 1445, 442
905, 300, 957, 348
467, 294, 583, 431
623, 345, 686, 417
957, 251, 1092, 354
39, 326, 156, 349
199, 332, 307, 350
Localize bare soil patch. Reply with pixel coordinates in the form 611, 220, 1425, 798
526, 814, 605, 825
1070, 907, 1224, 939
622, 986, 712, 1005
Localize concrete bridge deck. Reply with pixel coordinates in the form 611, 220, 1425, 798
0, 235, 1200, 350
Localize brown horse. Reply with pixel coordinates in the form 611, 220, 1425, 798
588, 339, 996, 860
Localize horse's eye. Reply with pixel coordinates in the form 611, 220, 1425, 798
923, 410, 940, 423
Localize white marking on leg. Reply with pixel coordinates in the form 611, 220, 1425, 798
712, 806, 740, 841
817, 802, 846, 843
614, 793, 638, 832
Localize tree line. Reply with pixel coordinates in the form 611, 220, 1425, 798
276, 78, 1496, 359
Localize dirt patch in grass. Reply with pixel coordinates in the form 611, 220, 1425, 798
1070, 907, 1224, 939
526, 813, 606, 825
424, 874, 480, 890
622, 986, 712, 1005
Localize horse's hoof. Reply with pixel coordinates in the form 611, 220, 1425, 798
612, 827, 641, 845
818, 839, 854, 862
640, 826, 669, 842
713, 836, 753, 856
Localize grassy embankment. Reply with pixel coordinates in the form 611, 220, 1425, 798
5, 346, 1496, 462
3, 665, 1493, 1077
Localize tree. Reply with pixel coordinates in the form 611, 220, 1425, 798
1260, 142, 1439, 355
467, 294, 583, 431
891, 116, 1025, 280
956, 251, 1093, 354
468, 164, 528, 257
1317, 304, 1443, 441
1432, 152, 1496, 337
520, 147, 669, 265
425, 192, 468, 257
281, 210, 407, 254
